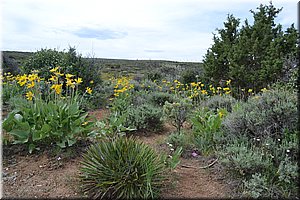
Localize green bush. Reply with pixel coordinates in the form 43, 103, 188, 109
150, 91, 175, 107
23, 48, 68, 77
140, 79, 160, 92
147, 70, 162, 81
191, 108, 227, 155
131, 90, 150, 106
242, 157, 299, 198
2, 77, 24, 105
166, 131, 192, 150
201, 94, 237, 113
23, 47, 102, 91
110, 92, 132, 115
218, 130, 299, 198
219, 137, 273, 177
85, 82, 115, 109
180, 69, 200, 85
88, 112, 136, 141
222, 87, 297, 139
125, 103, 163, 132
163, 98, 192, 133
242, 173, 270, 198
80, 136, 165, 199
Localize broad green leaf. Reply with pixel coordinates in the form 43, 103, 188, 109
32, 131, 41, 141
41, 123, 51, 133
2, 112, 17, 131
10, 129, 29, 144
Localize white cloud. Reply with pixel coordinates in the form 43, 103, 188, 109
1, 0, 297, 61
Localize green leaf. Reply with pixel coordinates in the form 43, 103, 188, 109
68, 103, 80, 116
32, 131, 41, 141
29, 143, 36, 154
10, 129, 29, 144
9, 121, 31, 144
2, 111, 17, 131
41, 123, 51, 133
67, 138, 76, 147
57, 140, 66, 148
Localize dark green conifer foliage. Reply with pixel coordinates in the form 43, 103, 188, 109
203, 2, 298, 98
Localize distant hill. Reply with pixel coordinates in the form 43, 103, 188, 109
2, 51, 203, 79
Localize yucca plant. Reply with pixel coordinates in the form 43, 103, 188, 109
80, 136, 166, 199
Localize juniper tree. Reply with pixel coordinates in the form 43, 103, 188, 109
203, 2, 298, 98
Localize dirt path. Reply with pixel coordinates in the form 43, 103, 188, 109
162, 160, 230, 198
135, 127, 231, 198
2, 109, 233, 198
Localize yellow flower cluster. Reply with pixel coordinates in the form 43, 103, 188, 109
13, 73, 41, 88
155, 79, 233, 100
2, 72, 15, 83
2, 66, 93, 101
112, 76, 134, 97
48, 67, 91, 96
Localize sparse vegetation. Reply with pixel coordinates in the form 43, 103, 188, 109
2, 2, 298, 199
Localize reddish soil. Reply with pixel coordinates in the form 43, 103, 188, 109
3, 153, 82, 198
2, 109, 234, 199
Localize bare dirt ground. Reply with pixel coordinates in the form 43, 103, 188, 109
2, 109, 235, 199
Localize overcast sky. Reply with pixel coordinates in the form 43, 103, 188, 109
1, 0, 297, 62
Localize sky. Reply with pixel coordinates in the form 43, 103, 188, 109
1, 0, 297, 62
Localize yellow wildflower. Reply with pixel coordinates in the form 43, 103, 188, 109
66, 79, 74, 87
65, 74, 74, 79
26, 91, 34, 101
19, 80, 27, 87
51, 84, 63, 94
201, 90, 208, 95
261, 88, 268, 92
75, 77, 83, 84
49, 75, 58, 82
191, 82, 197, 87
89, 80, 94, 84
248, 89, 253, 93
28, 74, 38, 82
82, 121, 88, 126
223, 87, 230, 91
226, 80, 231, 85
17, 74, 28, 86
218, 111, 224, 118
86, 87, 92, 95
27, 81, 35, 89
50, 67, 59, 72
54, 72, 64, 76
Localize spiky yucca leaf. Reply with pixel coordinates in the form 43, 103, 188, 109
80, 137, 165, 199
